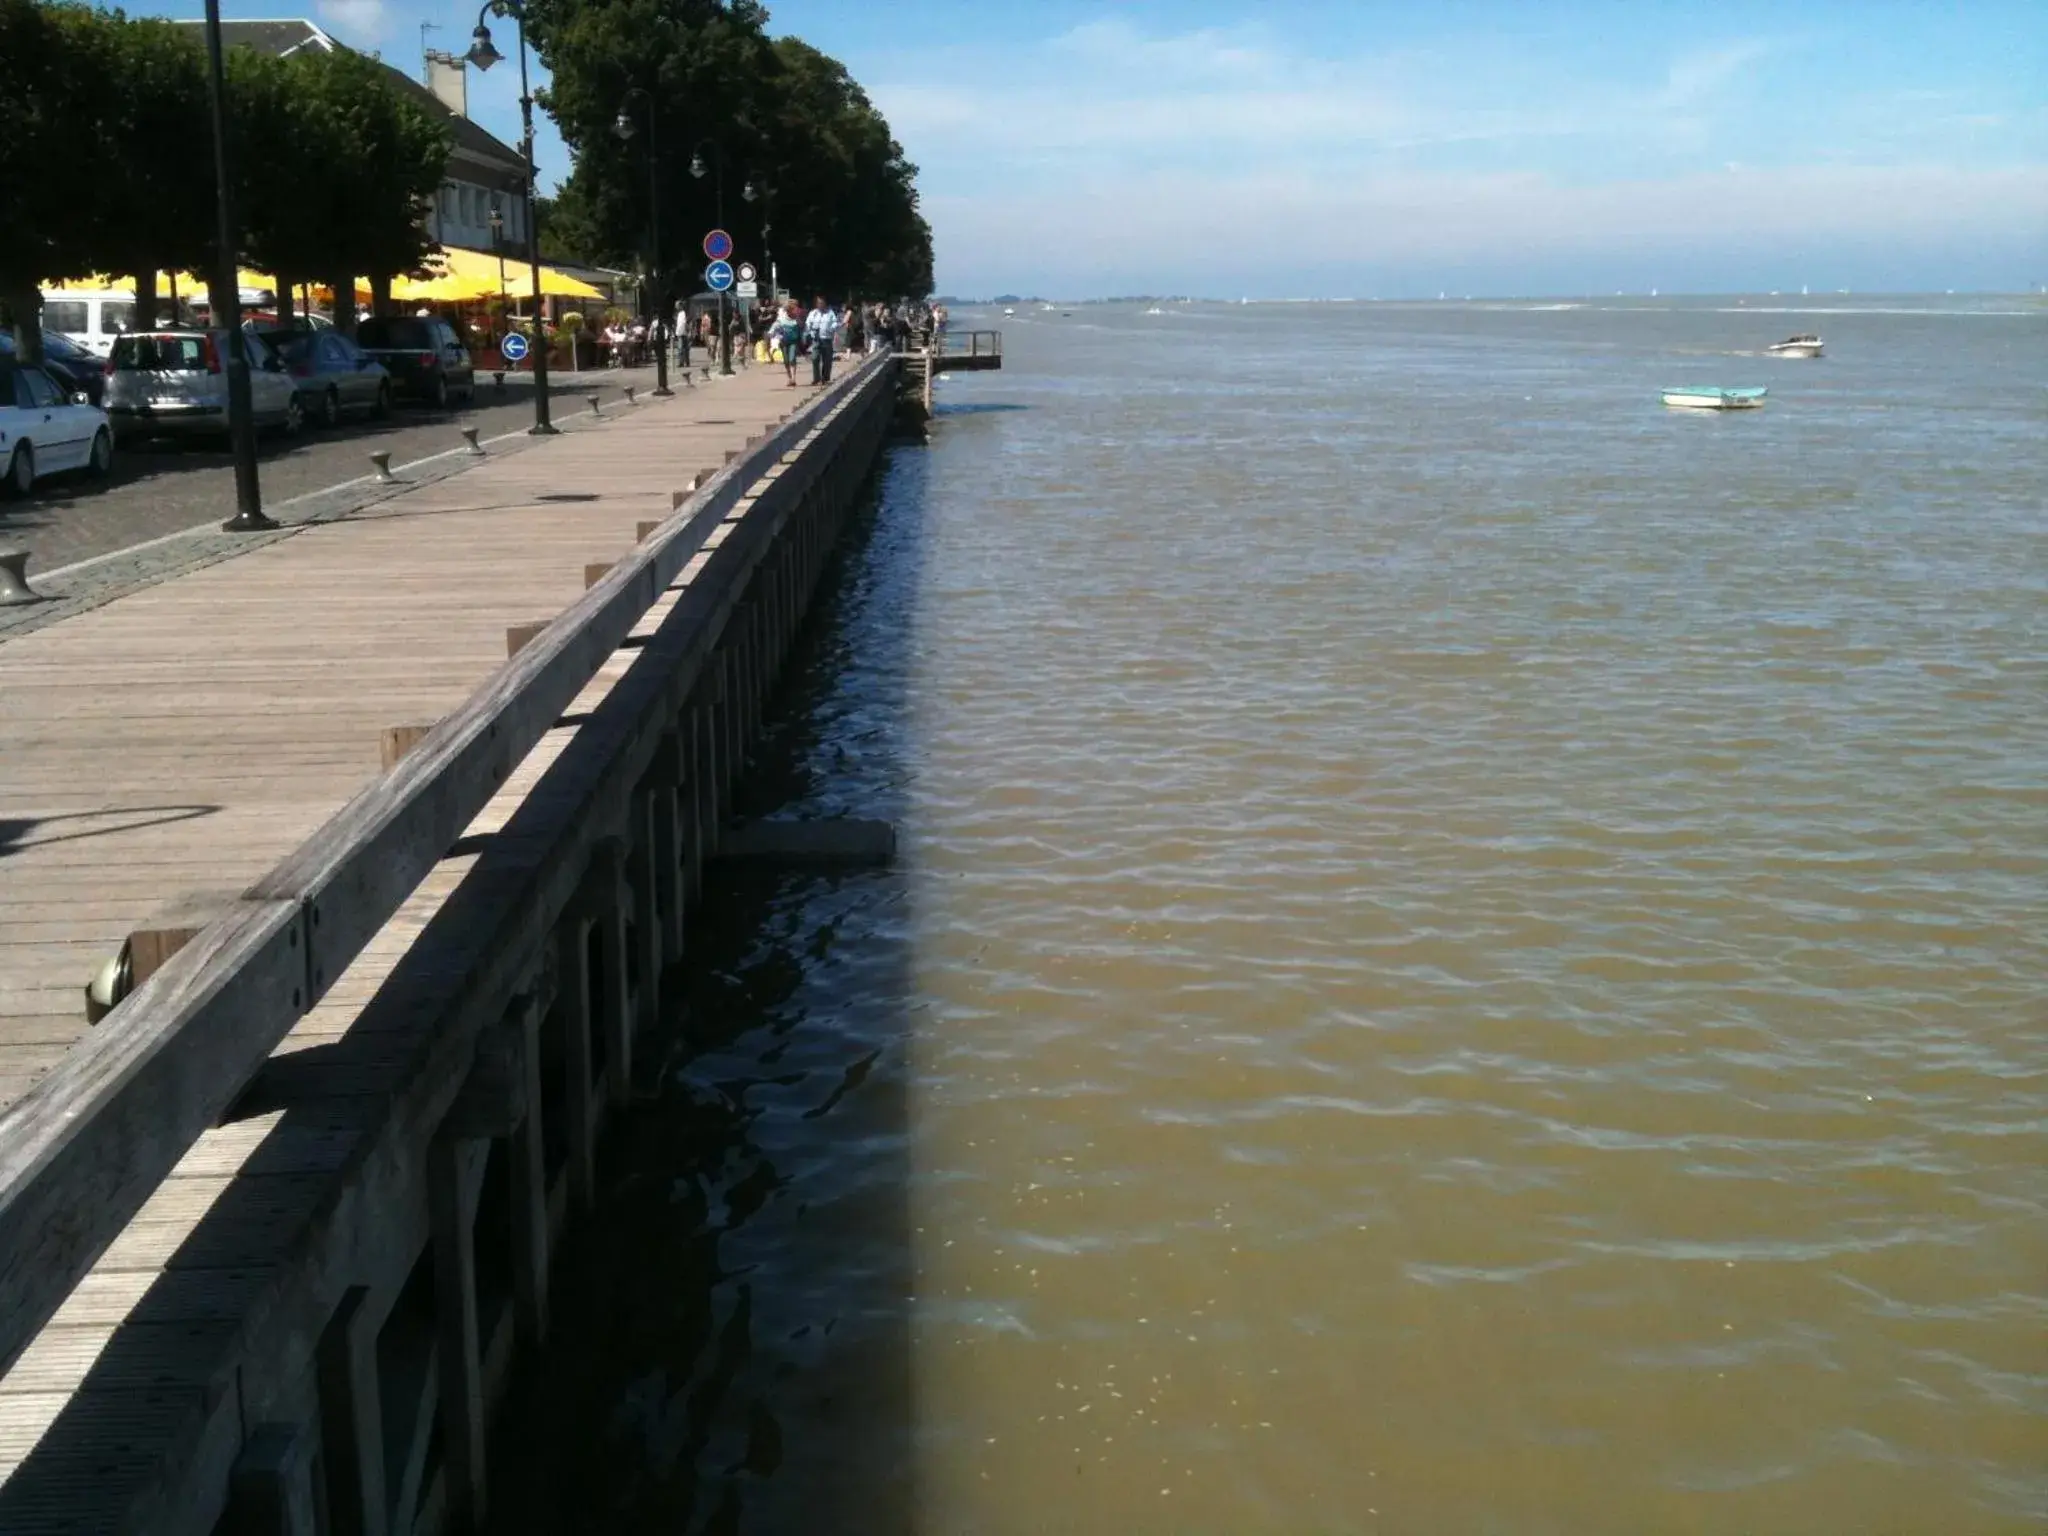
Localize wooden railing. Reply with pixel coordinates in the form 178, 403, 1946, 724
0, 352, 893, 1379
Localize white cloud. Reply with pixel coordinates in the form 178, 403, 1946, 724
317, 0, 390, 39
856, 18, 2048, 293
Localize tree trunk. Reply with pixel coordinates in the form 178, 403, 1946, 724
329, 274, 356, 338
369, 274, 392, 317
276, 275, 296, 327
132, 269, 160, 335
2, 286, 44, 363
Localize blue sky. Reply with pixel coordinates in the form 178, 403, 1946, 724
157, 0, 2046, 296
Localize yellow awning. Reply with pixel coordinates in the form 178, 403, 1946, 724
47, 269, 289, 298
396, 247, 606, 300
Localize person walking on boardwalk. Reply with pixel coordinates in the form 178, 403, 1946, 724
773, 301, 804, 388
805, 295, 841, 385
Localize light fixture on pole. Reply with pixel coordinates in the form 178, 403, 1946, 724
614, 89, 671, 396
468, 0, 555, 434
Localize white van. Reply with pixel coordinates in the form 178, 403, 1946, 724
40, 289, 139, 358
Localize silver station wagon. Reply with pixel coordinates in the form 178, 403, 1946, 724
103, 328, 303, 443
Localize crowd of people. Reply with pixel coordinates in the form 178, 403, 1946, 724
624, 296, 947, 384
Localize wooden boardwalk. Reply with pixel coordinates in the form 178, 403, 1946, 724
0, 368, 820, 1112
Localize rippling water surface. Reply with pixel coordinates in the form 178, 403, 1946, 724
493, 298, 2047, 1534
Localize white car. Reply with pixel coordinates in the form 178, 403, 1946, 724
0, 356, 114, 495
103, 328, 302, 444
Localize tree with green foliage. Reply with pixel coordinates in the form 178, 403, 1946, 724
1, 2, 451, 353
517, 0, 931, 308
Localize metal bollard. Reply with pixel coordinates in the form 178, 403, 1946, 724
461, 427, 484, 456
369, 451, 396, 483
624, 385, 636, 405
0, 547, 44, 606
586, 391, 603, 417
493, 371, 507, 390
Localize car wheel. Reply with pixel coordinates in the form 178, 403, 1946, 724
88, 428, 113, 477
281, 395, 305, 437
428, 373, 448, 410
321, 388, 341, 428
1, 443, 30, 497
373, 382, 391, 419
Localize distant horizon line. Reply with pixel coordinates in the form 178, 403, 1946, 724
938, 289, 2048, 305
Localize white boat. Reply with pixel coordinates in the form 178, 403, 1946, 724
1003, 307, 1015, 317
1144, 306, 1165, 315
1766, 334, 1824, 358
1662, 385, 1768, 410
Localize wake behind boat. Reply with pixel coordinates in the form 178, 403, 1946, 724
1767, 334, 1824, 358
1662, 385, 1768, 410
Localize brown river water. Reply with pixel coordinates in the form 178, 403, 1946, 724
490, 297, 2047, 1534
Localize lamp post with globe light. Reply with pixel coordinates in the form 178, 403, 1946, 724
466, 1, 555, 433
613, 90, 671, 396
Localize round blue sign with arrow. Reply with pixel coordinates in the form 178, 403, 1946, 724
704, 260, 735, 292
703, 229, 734, 262
499, 331, 530, 362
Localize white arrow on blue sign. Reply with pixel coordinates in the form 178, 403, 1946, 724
499, 331, 530, 362
705, 260, 735, 292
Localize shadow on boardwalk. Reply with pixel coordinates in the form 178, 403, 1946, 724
487, 441, 934, 1534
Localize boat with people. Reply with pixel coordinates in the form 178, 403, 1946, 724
1662, 385, 1769, 410
1767, 334, 1824, 358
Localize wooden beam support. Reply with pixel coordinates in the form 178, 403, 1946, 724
316, 1286, 388, 1536
378, 723, 437, 772
505, 994, 550, 1343
226, 1421, 321, 1536
505, 620, 550, 657
428, 1134, 487, 1527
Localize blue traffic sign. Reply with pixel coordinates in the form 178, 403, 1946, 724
703, 228, 734, 262
704, 260, 735, 292
499, 330, 530, 362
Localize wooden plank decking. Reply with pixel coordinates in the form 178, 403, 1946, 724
0, 368, 821, 1112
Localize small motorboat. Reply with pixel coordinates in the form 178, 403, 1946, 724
1767, 334, 1824, 358
1662, 385, 1769, 410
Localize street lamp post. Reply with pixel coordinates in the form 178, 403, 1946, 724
488, 204, 508, 305
689, 145, 734, 376
613, 91, 671, 396
202, 0, 275, 531
743, 178, 772, 321
467, 1, 555, 434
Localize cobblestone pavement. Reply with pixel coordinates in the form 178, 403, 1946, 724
0, 358, 765, 643
0, 360, 725, 574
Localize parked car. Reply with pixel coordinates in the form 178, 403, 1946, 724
252, 327, 392, 426
0, 327, 106, 404
354, 315, 475, 407
0, 357, 114, 494
41, 288, 139, 358
103, 328, 302, 444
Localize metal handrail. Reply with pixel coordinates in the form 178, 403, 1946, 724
937, 329, 1002, 358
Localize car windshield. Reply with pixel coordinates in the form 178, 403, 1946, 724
356, 318, 430, 349
111, 334, 210, 371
